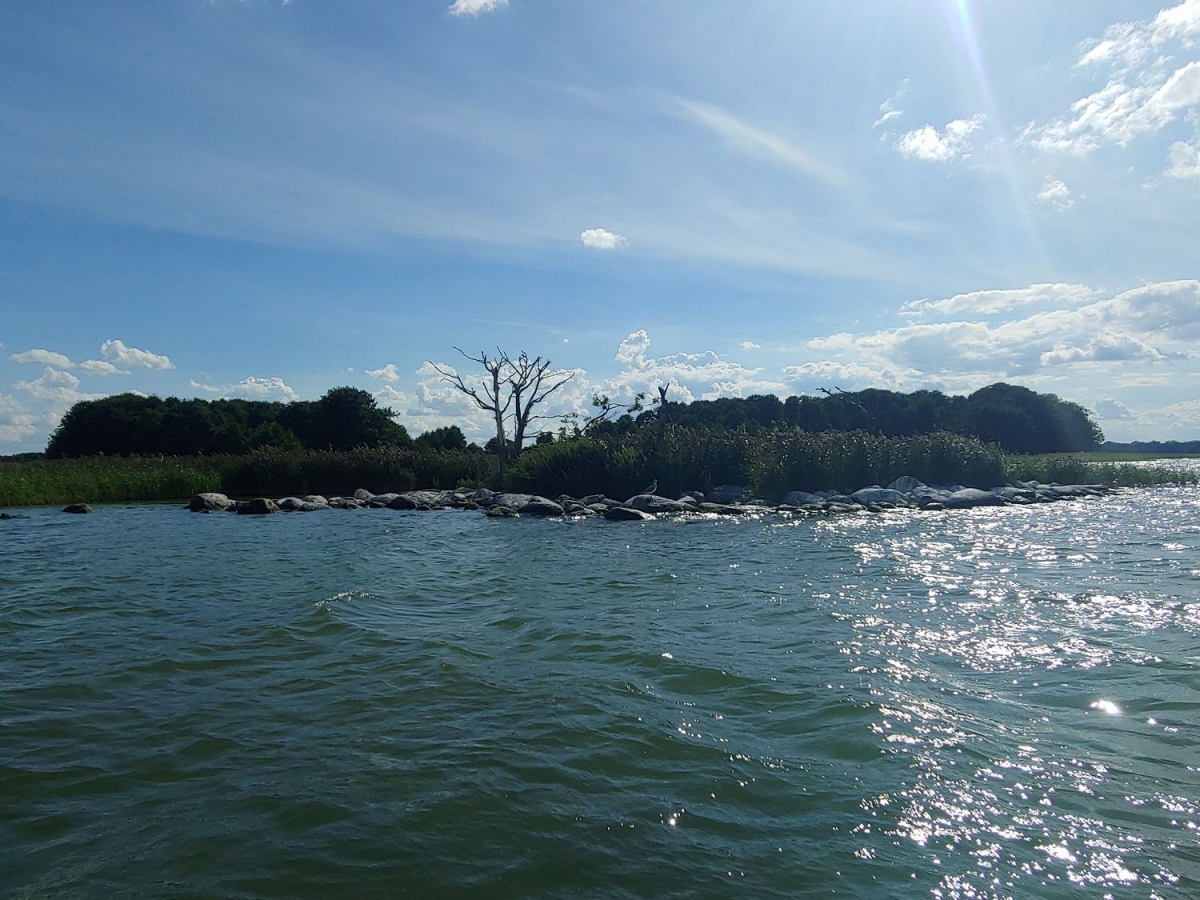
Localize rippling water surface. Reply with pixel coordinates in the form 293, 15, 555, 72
2, 488, 1199, 898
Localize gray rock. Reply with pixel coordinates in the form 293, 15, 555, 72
604, 506, 656, 521
887, 475, 926, 492
486, 505, 517, 517
698, 502, 744, 515
850, 487, 914, 507
944, 488, 1007, 508
189, 492, 233, 512
707, 484, 751, 504
625, 494, 693, 514
681, 490, 705, 503
388, 491, 450, 510
353, 488, 374, 501
519, 497, 564, 516
238, 497, 279, 515
487, 492, 537, 510
63, 503, 93, 514
276, 497, 306, 511
301, 495, 330, 508
782, 490, 823, 506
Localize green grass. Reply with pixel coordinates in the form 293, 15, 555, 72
1004, 453, 1200, 486
0, 447, 497, 508
0, 455, 228, 507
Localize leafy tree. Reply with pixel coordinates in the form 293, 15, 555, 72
415, 425, 468, 452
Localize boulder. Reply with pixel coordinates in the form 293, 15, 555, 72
238, 497, 279, 515
301, 495, 330, 508
352, 488, 374, 502
189, 492, 234, 512
519, 497, 565, 516
63, 503, 93, 514
276, 497, 306, 511
1, 512, 27, 520
681, 490, 705, 503
707, 484, 750, 504
943, 488, 1006, 509
486, 492, 537, 510
850, 487, 914, 507
604, 506, 656, 521
486, 505, 517, 518
887, 475, 926, 493
782, 490, 823, 506
625, 494, 693, 514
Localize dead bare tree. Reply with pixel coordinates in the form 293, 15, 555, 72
431, 348, 575, 472
431, 349, 512, 471
507, 351, 576, 453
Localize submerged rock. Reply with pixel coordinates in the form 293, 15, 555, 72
63, 503, 93, 514
625, 494, 693, 514
604, 506, 656, 521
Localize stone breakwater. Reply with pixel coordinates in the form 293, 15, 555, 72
185, 477, 1112, 520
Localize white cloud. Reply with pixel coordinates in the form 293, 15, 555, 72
900, 283, 1098, 318
78, 359, 130, 375
580, 227, 628, 250
1094, 397, 1136, 420
741, 341, 761, 351
10, 348, 73, 367
14, 367, 102, 406
676, 99, 847, 184
448, 0, 507, 18
1023, 3, 1200, 154
101, 339, 173, 370
1035, 178, 1075, 211
0, 393, 38, 445
800, 280, 1200, 387
873, 80, 909, 129
1166, 137, 1200, 178
895, 114, 986, 163
366, 363, 401, 382
189, 376, 298, 402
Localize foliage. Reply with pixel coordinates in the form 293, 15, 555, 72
46, 388, 410, 458
0, 455, 227, 506
415, 425, 468, 452
1004, 454, 1200, 487
501, 426, 1007, 500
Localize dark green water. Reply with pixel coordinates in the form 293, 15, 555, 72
2, 490, 1198, 898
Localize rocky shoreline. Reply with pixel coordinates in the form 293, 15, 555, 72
184, 477, 1113, 520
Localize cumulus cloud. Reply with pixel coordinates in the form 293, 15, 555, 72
1094, 397, 1136, 420
101, 339, 173, 370
580, 227, 628, 250
741, 341, 761, 351
448, 0, 507, 18
189, 376, 298, 402
1022, 2, 1200, 155
900, 283, 1098, 318
800, 280, 1200, 390
1035, 178, 1076, 211
0, 393, 38, 444
78, 359, 129, 375
10, 348, 73, 367
14, 367, 102, 406
366, 363, 401, 382
895, 114, 986, 162
1166, 137, 1200, 178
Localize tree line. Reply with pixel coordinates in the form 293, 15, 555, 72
45, 387, 468, 459
45, 379, 1101, 461
586, 383, 1102, 455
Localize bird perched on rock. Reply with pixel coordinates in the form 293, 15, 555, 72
640, 479, 657, 495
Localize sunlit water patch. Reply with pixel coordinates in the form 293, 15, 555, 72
1, 489, 1198, 897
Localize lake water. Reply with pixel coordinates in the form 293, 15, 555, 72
2, 487, 1198, 898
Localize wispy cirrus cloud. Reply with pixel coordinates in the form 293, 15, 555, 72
675, 98, 847, 185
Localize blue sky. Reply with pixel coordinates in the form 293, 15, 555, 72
2, 0, 1199, 452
